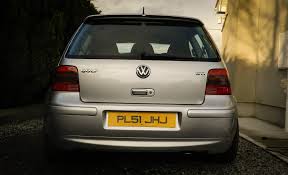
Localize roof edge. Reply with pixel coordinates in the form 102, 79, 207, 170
84, 14, 204, 25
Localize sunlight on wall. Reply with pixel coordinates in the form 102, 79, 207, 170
222, 0, 288, 109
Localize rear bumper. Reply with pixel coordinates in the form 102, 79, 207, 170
52, 136, 233, 153
44, 93, 238, 153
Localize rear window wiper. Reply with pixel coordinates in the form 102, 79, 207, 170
140, 53, 220, 62
139, 53, 200, 61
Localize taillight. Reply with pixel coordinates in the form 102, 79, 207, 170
52, 65, 79, 92
205, 69, 231, 95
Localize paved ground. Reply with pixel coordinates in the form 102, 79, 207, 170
239, 117, 288, 162
0, 118, 288, 175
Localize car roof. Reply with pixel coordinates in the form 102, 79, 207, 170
84, 14, 204, 26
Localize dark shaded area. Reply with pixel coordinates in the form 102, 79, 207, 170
1, 129, 288, 175
1, 0, 100, 108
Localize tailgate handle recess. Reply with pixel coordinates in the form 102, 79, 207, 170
131, 89, 155, 97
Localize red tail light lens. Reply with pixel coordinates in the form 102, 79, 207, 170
205, 69, 231, 95
52, 65, 79, 92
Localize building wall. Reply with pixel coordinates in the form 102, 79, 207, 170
222, 0, 288, 127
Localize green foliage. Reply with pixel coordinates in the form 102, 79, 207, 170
1, 0, 100, 107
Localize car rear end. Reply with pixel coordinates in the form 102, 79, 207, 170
44, 15, 238, 160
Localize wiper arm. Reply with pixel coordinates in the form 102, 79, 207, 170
140, 53, 193, 61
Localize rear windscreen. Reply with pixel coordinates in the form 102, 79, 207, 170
66, 20, 220, 61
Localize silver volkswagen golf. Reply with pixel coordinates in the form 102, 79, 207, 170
44, 15, 239, 162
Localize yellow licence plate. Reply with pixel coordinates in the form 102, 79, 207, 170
107, 112, 177, 128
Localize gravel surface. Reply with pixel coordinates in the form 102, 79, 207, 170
0, 119, 287, 175
0, 119, 43, 140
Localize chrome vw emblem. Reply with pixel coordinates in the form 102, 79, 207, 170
136, 65, 151, 79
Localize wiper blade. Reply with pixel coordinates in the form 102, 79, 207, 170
139, 53, 194, 61
139, 53, 219, 62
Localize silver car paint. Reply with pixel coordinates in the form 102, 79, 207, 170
46, 92, 237, 153
64, 59, 223, 105
45, 15, 238, 153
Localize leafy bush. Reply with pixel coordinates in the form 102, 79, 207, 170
1, 0, 100, 107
